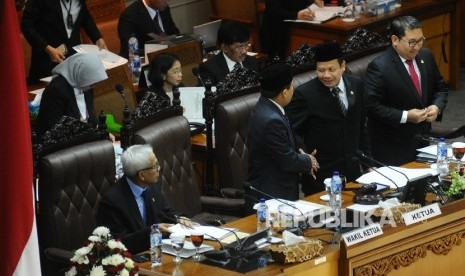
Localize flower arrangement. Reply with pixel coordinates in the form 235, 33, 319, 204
445, 168, 465, 198
65, 226, 138, 276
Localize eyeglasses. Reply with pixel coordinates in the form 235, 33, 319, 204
168, 68, 182, 75
138, 161, 160, 174
398, 36, 425, 48
231, 42, 251, 52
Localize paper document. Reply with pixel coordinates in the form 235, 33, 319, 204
161, 240, 213, 258
179, 87, 204, 122
285, 4, 345, 23
168, 224, 237, 240
417, 144, 461, 160
73, 44, 127, 70
356, 167, 437, 188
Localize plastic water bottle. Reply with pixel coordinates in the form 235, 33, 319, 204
128, 34, 140, 84
150, 224, 163, 267
437, 138, 449, 179
257, 198, 268, 232
330, 171, 342, 210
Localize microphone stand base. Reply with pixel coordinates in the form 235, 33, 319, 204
384, 191, 403, 199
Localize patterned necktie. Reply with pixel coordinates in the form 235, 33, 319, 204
142, 189, 154, 226
153, 12, 165, 36
331, 87, 347, 116
283, 114, 296, 150
233, 62, 242, 71
406, 60, 421, 96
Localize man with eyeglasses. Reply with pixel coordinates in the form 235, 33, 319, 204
198, 21, 259, 86
364, 15, 448, 166
97, 144, 194, 254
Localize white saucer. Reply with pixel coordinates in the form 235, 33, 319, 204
342, 18, 355, 23
320, 194, 330, 202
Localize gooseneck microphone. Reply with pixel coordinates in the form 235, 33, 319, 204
115, 84, 129, 107
352, 156, 403, 198
355, 151, 410, 197
414, 134, 440, 143
243, 183, 309, 233
192, 67, 205, 87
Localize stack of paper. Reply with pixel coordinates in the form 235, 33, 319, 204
284, 4, 345, 24
356, 166, 437, 188
73, 44, 127, 70
168, 224, 238, 241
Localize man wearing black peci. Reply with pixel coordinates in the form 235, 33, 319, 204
286, 41, 371, 196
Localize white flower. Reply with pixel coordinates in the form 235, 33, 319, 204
88, 235, 101, 243
93, 226, 111, 238
101, 254, 125, 266
125, 257, 135, 269
70, 246, 92, 264
65, 266, 77, 276
108, 239, 127, 251
90, 265, 107, 276
119, 269, 130, 276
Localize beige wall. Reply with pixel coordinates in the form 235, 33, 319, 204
124, 0, 213, 34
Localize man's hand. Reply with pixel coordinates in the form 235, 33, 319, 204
406, 108, 428, 124
178, 216, 199, 229
297, 8, 316, 20
158, 223, 174, 233
425, 105, 440, 122
314, 0, 325, 8
96, 38, 108, 50
45, 45, 65, 63
300, 148, 319, 180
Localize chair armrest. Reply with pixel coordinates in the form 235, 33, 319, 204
44, 247, 74, 264
200, 196, 244, 212
220, 187, 244, 198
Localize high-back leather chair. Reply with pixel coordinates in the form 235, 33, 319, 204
34, 116, 115, 275
121, 91, 244, 221
202, 68, 261, 196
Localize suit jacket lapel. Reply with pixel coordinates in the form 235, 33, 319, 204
343, 76, 355, 112
53, 0, 69, 41
219, 54, 232, 76
389, 47, 423, 105
122, 179, 146, 228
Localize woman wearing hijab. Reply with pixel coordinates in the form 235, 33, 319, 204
35, 52, 108, 139
142, 53, 183, 107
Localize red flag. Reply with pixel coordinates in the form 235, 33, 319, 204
0, 0, 41, 275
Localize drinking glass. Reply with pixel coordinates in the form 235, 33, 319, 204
170, 233, 185, 264
190, 230, 204, 262
451, 142, 465, 170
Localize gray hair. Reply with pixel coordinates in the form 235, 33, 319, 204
389, 16, 422, 39
121, 144, 155, 178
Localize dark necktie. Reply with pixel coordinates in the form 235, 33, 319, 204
406, 60, 421, 96
331, 87, 347, 116
233, 62, 242, 71
142, 189, 154, 226
283, 114, 296, 150
153, 12, 165, 36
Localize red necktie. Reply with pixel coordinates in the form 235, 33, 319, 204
330, 0, 338, 5
406, 60, 421, 96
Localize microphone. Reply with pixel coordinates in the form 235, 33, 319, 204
352, 156, 403, 198
355, 151, 410, 198
234, 189, 260, 204
243, 183, 309, 233
192, 67, 205, 87
414, 134, 440, 143
115, 84, 129, 107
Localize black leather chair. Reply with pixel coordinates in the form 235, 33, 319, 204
34, 116, 115, 276
121, 89, 244, 222
202, 68, 261, 200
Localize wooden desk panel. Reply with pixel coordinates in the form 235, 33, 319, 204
287, 0, 462, 89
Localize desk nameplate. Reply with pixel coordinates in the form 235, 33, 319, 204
342, 223, 383, 247
402, 202, 441, 226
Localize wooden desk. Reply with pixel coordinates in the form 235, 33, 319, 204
287, 0, 462, 89
138, 162, 465, 275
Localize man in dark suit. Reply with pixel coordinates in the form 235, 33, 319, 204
246, 63, 319, 213
364, 16, 448, 166
21, 0, 106, 85
260, 0, 325, 59
118, 0, 180, 58
286, 41, 370, 196
97, 144, 193, 254
198, 21, 259, 86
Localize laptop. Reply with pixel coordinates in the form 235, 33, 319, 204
193, 19, 222, 48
